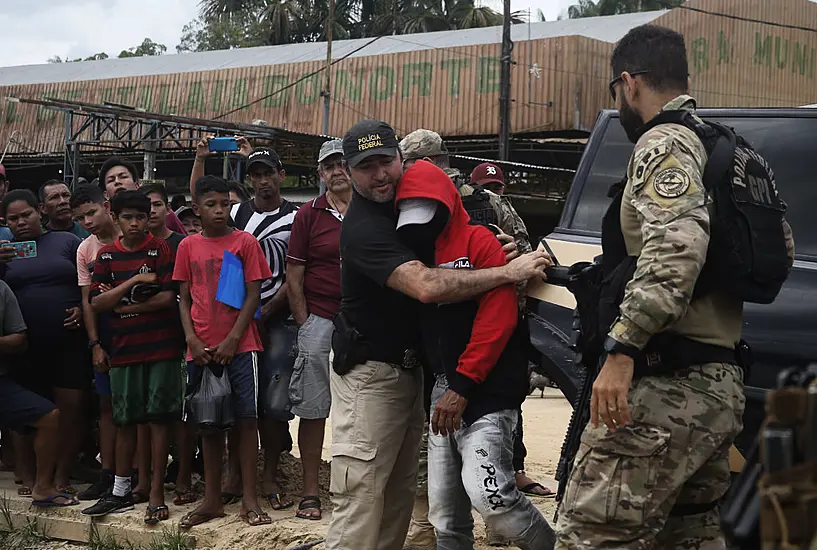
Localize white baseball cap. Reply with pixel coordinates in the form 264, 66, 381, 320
396, 198, 438, 229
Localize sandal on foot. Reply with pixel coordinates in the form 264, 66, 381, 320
179, 511, 226, 530
144, 505, 169, 525
295, 496, 322, 520
242, 509, 272, 526
220, 492, 242, 506
31, 493, 79, 507
519, 482, 555, 498
17, 486, 32, 497
265, 492, 293, 511
56, 485, 77, 495
173, 489, 199, 506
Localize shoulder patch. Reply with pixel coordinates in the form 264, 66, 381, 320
632, 141, 670, 189
653, 167, 691, 198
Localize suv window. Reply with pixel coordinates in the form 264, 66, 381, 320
569, 115, 817, 259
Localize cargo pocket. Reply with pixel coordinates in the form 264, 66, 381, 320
289, 352, 308, 406
330, 443, 377, 497
563, 423, 670, 527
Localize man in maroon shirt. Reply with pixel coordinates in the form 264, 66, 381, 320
285, 139, 350, 520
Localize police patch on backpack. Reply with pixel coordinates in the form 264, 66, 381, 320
639, 110, 791, 304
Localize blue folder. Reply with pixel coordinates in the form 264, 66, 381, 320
215, 250, 261, 320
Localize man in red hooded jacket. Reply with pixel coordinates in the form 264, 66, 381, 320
395, 160, 555, 550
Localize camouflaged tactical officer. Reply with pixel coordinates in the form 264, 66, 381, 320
555, 24, 792, 550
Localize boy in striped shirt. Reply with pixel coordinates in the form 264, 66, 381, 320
82, 191, 184, 523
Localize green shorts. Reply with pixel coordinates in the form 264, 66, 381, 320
110, 359, 184, 427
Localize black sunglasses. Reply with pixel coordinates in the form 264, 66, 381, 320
609, 70, 651, 101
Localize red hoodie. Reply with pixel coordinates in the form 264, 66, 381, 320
396, 161, 522, 408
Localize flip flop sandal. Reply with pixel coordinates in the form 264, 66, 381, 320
173, 489, 199, 506
31, 493, 79, 507
56, 485, 77, 495
220, 492, 243, 506
295, 496, 322, 521
242, 509, 272, 527
520, 482, 556, 498
179, 511, 226, 530
17, 486, 32, 497
144, 505, 170, 525
132, 491, 150, 504
265, 492, 294, 511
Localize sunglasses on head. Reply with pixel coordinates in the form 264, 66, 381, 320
609, 70, 651, 101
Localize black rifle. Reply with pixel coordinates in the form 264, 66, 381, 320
544, 261, 604, 521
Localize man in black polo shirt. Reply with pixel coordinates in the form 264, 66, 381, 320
325, 120, 552, 550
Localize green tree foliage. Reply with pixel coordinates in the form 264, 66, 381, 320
48, 40, 165, 63
567, 0, 684, 18
178, 0, 525, 52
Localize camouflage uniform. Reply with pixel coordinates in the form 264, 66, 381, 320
555, 95, 750, 549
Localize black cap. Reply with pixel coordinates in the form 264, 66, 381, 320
247, 148, 282, 171
342, 120, 399, 168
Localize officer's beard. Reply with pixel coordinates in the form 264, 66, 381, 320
398, 208, 450, 266
619, 95, 645, 144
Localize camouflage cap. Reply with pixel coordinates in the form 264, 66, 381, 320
399, 129, 448, 161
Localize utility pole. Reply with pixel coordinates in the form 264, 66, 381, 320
321, 0, 335, 136
498, 0, 512, 161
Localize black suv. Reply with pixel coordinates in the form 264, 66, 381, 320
527, 108, 817, 465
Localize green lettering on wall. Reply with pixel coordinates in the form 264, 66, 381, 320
157, 84, 176, 113
211, 80, 224, 112
401, 62, 432, 98
440, 58, 470, 97
117, 86, 136, 105
754, 33, 772, 66
477, 57, 500, 94
334, 69, 364, 102
775, 36, 789, 69
137, 86, 153, 110
295, 74, 321, 105
263, 75, 289, 108
101, 87, 114, 104
792, 42, 810, 76
692, 38, 709, 73
186, 82, 205, 113
811, 48, 815, 78
370, 67, 395, 101
37, 88, 58, 123
717, 31, 731, 65
226, 79, 248, 110
4, 101, 22, 124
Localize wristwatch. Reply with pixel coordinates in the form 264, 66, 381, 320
87, 339, 101, 349
603, 336, 639, 360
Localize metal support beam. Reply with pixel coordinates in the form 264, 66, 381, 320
143, 122, 158, 180
498, 0, 513, 161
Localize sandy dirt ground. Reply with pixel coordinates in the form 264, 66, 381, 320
3, 389, 571, 550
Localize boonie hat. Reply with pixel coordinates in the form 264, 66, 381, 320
175, 206, 198, 220
343, 120, 399, 168
470, 162, 505, 186
399, 129, 448, 161
247, 148, 282, 171
318, 139, 344, 163
396, 198, 438, 229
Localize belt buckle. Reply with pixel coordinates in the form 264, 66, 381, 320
403, 349, 420, 370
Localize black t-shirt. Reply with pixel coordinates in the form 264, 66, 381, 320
164, 232, 185, 255
339, 189, 420, 354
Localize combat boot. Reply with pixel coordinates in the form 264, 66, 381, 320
403, 492, 435, 550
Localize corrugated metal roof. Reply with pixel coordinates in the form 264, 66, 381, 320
0, 11, 664, 86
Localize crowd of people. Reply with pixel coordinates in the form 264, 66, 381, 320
0, 22, 773, 550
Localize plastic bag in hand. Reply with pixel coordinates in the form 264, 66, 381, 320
185, 363, 235, 433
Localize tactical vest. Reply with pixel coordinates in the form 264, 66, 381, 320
460, 185, 499, 228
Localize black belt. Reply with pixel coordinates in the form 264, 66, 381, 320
364, 346, 421, 370
634, 333, 740, 378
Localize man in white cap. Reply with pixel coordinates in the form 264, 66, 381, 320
284, 139, 350, 520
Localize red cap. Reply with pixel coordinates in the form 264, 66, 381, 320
469, 162, 504, 186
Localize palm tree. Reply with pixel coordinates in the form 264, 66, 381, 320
263, 0, 304, 45
568, 0, 684, 18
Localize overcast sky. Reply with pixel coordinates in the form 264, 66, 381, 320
0, 0, 572, 68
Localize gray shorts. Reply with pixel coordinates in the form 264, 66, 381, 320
290, 314, 334, 420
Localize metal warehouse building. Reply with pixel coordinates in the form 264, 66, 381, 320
0, 0, 815, 178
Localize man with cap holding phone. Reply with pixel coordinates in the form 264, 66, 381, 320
284, 138, 350, 520
326, 120, 552, 550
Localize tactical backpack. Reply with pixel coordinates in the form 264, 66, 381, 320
461, 185, 499, 228
639, 110, 790, 304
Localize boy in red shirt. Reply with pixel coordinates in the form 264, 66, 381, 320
83, 191, 184, 523
173, 176, 272, 528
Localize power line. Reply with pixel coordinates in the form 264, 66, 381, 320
213, 35, 384, 120
677, 5, 817, 34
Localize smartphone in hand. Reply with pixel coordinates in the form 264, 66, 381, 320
208, 137, 239, 152
4, 241, 37, 259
